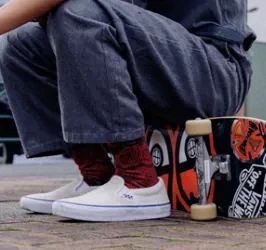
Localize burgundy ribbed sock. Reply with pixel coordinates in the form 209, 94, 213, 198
107, 137, 158, 189
67, 144, 114, 186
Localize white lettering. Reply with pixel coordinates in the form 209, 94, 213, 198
247, 179, 255, 189
237, 187, 251, 206
234, 203, 244, 218
229, 164, 266, 218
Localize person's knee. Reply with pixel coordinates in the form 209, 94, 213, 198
49, 0, 108, 30
0, 33, 10, 65
0, 23, 38, 68
0, 32, 21, 75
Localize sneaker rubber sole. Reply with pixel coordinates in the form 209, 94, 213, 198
20, 197, 54, 214
52, 200, 171, 221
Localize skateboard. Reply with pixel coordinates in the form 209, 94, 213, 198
146, 117, 266, 220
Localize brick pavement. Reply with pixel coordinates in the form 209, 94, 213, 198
0, 164, 266, 250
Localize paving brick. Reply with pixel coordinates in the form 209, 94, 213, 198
1, 166, 266, 250
0, 178, 70, 201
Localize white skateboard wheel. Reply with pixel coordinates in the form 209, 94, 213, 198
190, 203, 217, 221
185, 119, 212, 136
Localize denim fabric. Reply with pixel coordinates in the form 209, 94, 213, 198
0, 0, 252, 157
147, 0, 256, 50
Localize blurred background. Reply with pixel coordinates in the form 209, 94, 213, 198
246, 0, 266, 119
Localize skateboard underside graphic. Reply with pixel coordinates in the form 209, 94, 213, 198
146, 117, 266, 219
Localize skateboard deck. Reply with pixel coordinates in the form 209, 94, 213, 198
146, 117, 266, 218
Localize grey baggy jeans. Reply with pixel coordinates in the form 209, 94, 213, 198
0, 0, 252, 157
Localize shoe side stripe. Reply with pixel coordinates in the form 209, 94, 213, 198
56, 201, 171, 208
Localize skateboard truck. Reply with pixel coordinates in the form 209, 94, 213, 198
186, 119, 231, 221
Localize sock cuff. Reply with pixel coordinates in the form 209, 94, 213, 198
107, 137, 145, 154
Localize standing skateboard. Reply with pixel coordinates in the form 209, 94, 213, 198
146, 117, 266, 220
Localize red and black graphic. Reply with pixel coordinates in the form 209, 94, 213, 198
146, 117, 266, 218
146, 125, 214, 212
232, 119, 265, 162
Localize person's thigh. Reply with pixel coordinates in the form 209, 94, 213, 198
110, 0, 249, 122
49, 0, 250, 127
110, 1, 248, 122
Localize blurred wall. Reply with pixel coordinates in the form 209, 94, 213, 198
246, 42, 266, 119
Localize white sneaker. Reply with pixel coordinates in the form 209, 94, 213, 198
52, 176, 171, 221
20, 175, 98, 214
